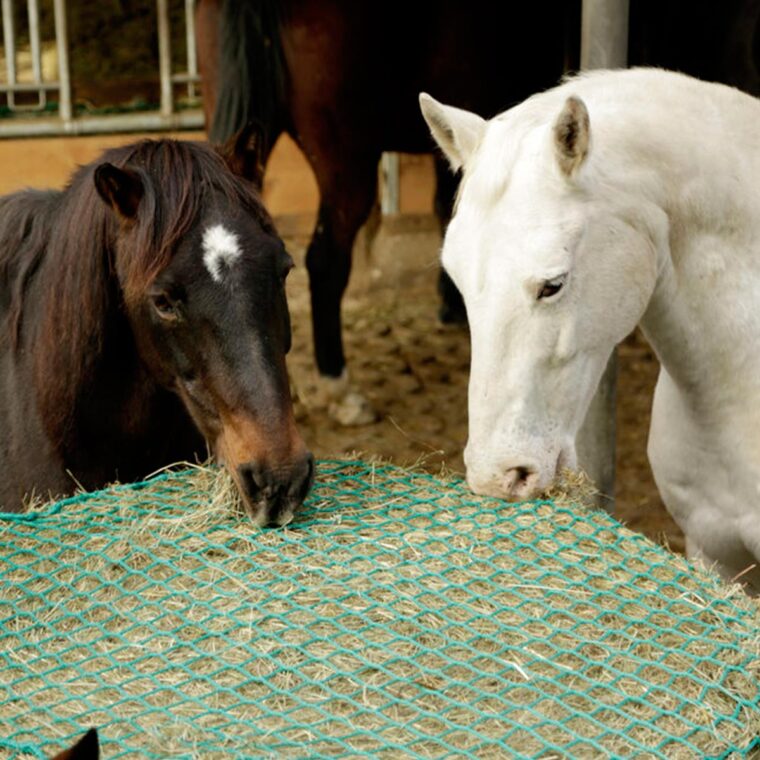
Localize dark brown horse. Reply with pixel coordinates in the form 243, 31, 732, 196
196, 0, 760, 425
0, 129, 312, 525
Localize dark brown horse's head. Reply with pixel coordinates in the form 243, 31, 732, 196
92, 129, 312, 526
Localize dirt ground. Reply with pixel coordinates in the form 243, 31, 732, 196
0, 132, 681, 554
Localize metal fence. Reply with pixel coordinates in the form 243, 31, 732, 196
0, 0, 203, 136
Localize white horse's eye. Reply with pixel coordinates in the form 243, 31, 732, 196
538, 275, 566, 300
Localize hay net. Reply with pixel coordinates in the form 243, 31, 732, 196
1, 460, 759, 759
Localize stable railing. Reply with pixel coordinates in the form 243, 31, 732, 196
0, 0, 203, 136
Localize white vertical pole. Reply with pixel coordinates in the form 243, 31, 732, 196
27, 0, 45, 107
581, 0, 629, 69
576, 0, 629, 511
380, 152, 400, 215
2, 0, 16, 109
184, 0, 197, 99
157, 0, 173, 117
52, 0, 71, 122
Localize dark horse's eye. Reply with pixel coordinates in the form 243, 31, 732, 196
151, 293, 180, 320
538, 275, 566, 300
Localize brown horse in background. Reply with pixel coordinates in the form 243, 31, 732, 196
196, 0, 579, 422
0, 129, 312, 525
196, 0, 760, 425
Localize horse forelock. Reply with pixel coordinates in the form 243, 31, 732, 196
113, 139, 273, 303
456, 118, 534, 217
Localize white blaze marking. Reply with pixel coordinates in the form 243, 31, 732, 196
202, 224, 242, 282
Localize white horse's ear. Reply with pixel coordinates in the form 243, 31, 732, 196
553, 95, 590, 178
419, 93, 486, 171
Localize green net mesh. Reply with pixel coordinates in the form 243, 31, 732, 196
1, 461, 759, 758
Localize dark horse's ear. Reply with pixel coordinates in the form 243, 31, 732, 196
50, 727, 99, 760
94, 163, 144, 220
216, 122, 266, 189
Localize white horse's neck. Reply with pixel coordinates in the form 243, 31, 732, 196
574, 72, 760, 405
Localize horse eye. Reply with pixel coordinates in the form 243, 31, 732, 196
151, 293, 180, 320
538, 276, 566, 300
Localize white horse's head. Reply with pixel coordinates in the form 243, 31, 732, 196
420, 89, 662, 500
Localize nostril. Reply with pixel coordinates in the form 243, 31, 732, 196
238, 464, 259, 500
514, 466, 531, 484
297, 453, 315, 499
503, 465, 540, 500
237, 463, 279, 501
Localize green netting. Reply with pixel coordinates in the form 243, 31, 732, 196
1, 461, 759, 759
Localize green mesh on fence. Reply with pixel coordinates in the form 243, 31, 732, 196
1, 460, 759, 759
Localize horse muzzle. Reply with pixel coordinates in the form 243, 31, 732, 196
236, 452, 315, 527
214, 410, 314, 526
464, 442, 574, 502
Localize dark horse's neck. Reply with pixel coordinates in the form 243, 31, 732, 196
0, 171, 202, 508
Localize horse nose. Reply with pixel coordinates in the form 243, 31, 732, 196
466, 460, 542, 502
237, 452, 315, 527
500, 465, 541, 501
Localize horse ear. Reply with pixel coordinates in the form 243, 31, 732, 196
216, 122, 266, 188
553, 96, 590, 178
94, 163, 144, 219
50, 728, 99, 760
419, 93, 486, 171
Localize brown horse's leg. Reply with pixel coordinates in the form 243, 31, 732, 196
434, 156, 467, 325
306, 154, 379, 377
195, 0, 222, 128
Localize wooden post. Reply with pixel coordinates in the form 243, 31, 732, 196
575, 0, 629, 511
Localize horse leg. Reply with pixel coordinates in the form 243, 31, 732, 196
434, 155, 467, 325
305, 155, 380, 426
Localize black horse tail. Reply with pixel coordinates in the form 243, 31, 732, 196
209, 0, 286, 160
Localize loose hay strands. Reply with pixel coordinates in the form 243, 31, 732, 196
1, 460, 759, 759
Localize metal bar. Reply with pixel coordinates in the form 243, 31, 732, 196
581, 0, 629, 69
157, 0, 173, 117
2, 0, 17, 109
380, 153, 400, 215
27, 0, 42, 83
52, 0, 70, 121
0, 108, 205, 137
170, 72, 201, 85
184, 0, 197, 98
28, 0, 46, 108
576, 0, 629, 511
0, 80, 59, 92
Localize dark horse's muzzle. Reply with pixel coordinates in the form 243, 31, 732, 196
237, 451, 315, 527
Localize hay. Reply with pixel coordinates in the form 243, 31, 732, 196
1, 460, 759, 759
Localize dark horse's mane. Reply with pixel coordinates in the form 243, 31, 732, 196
0, 138, 272, 444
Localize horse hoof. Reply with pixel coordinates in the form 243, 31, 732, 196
298, 369, 377, 425
328, 390, 377, 426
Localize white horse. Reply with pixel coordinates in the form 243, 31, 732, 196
420, 68, 760, 593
